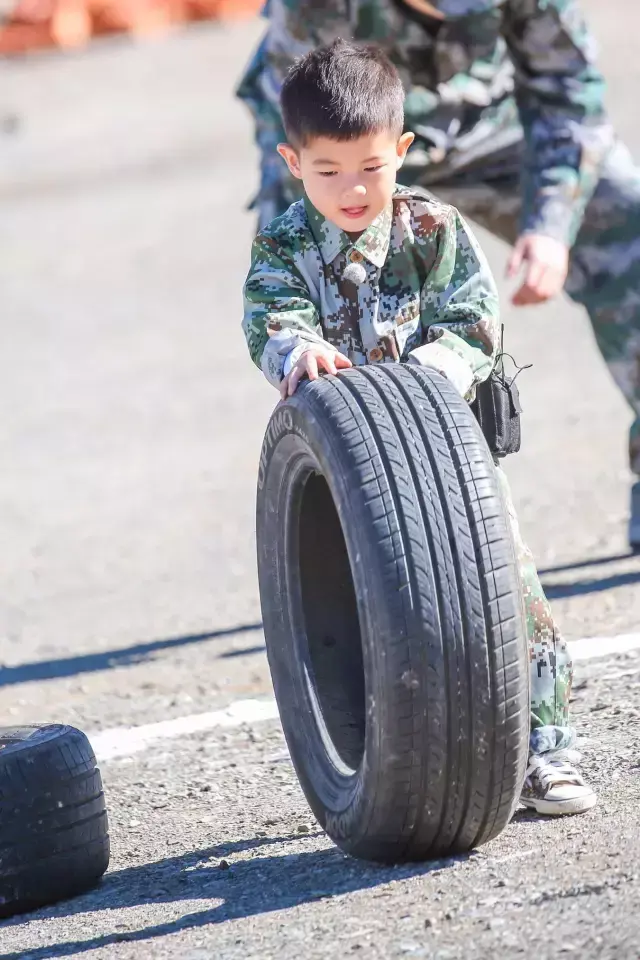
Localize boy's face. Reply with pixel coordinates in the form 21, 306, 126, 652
278, 131, 414, 234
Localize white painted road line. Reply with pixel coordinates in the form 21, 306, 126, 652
570, 632, 640, 662
89, 632, 640, 762
91, 698, 280, 761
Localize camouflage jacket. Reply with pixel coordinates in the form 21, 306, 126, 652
243, 187, 499, 397
237, 0, 612, 245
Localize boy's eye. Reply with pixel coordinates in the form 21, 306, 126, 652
318, 171, 338, 178
364, 164, 385, 173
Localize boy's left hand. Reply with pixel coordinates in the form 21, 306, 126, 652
279, 346, 352, 399
507, 234, 569, 306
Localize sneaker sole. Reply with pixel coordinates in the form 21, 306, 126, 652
520, 793, 598, 816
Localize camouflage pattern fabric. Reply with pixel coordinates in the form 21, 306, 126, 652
238, 0, 640, 474
495, 463, 574, 751
244, 187, 500, 394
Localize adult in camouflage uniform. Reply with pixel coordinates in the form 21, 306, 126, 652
237, 0, 640, 550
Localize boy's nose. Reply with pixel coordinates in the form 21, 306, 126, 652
342, 182, 367, 200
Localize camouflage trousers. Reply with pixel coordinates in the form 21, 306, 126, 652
495, 464, 574, 755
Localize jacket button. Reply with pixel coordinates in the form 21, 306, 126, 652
368, 346, 384, 362
350, 250, 364, 263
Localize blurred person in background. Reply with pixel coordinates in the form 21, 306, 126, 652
237, 0, 640, 552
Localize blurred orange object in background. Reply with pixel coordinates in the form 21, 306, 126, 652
0, 0, 263, 54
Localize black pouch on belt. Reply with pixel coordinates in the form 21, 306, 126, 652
470, 334, 529, 458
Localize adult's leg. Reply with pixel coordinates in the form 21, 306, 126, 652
252, 98, 303, 229
566, 141, 640, 481
236, 39, 303, 229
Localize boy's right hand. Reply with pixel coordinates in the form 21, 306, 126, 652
279, 345, 352, 399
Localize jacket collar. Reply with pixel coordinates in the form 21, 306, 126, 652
305, 196, 393, 269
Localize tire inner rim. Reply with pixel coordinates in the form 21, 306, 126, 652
295, 470, 366, 774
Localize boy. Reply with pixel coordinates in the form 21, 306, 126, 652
242, 39, 596, 816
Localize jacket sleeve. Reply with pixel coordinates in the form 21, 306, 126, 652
503, 0, 613, 246
409, 208, 500, 400
242, 233, 331, 387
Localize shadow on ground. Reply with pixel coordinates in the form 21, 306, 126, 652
537, 552, 634, 576
0, 623, 264, 688
541, 569, 640, 600
219, 645, 266, 659
535, 550, 640, 599
3, 552, 639, 689
0, 834, 472, 957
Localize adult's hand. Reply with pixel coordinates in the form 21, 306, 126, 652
507, 234, 569, 306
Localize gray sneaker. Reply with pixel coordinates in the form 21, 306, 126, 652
630, 481, 640, 552
520, 749, 597, 816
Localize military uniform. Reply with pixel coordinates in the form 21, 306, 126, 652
243, 186, 574, 749
237, 0, 640, 479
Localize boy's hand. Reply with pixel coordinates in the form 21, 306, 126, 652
507, 234, 569, 306
279, 346, 352, 399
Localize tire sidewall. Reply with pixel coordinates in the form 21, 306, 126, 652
257, 388, 393, 851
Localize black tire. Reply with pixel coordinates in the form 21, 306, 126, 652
0, 724, 110, 918
256, 364, 529, 863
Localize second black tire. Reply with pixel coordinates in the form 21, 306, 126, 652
0, 724, 110, 918
257, 364, 529, 863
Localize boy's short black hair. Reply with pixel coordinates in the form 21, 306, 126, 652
280, 38, 405, 148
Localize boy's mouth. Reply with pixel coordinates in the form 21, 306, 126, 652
341, 205, 369, 219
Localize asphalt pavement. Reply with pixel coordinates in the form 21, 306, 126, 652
1, 6, 640, 958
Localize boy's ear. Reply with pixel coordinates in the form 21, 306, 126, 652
396, 132, 415, 169
277, 143, 303, 180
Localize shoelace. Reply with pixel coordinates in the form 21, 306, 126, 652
526, 748, 585, 789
